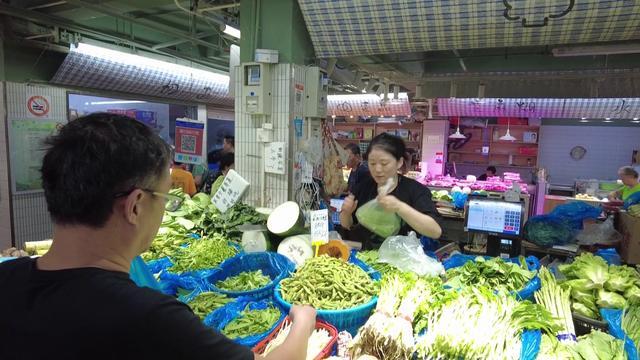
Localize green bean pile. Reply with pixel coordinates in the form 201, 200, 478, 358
216, 270, 271, 292
280, 255, 378, 310
169, 235, 238, 273
187, 291, 231, 320
221, 305, 280, 339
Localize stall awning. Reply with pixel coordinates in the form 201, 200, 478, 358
327, 93, 411, 117
297, 0, 640, 58
437, 98, 640, 119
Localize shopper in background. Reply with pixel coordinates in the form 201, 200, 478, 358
191, 161, 208, 189
609, 166, 640, 202
171, 160, 197, 196
0, 113, 316, 360
208, 135, 235, 165
205, 152, 235, 196
344, 143, 370, 193
340, 133, 442, 249
477, 166, 497, 181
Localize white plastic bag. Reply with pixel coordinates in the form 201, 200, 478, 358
378, 232, 445, 277
576, 217, 622, 245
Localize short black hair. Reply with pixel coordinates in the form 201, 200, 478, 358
219, 152, 235, 171
366, 133, 407, 162
620, 166, 639, 179
487, 166, 497, 174
224, 135, 235, 148
41, 113, 171, 227
345, 143, 361, 156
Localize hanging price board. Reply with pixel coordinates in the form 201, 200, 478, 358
310, 209, 329, 246
211, 169, 250, 213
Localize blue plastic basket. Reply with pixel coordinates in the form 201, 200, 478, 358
273, 257, 379, 335
443, 254, 541, 301
204, 252, 295, 300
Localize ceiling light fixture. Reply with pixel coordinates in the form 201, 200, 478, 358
449, 119, 466, 139
499, 118, 517, 141
89, 100, 147, 105
579, 119, 589, 123
222, 24, 241, 39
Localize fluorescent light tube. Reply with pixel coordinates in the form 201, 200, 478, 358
222, 24, 241, 39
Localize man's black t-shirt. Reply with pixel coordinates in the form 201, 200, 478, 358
0, 257, 254, 360
350, 175, 442, 249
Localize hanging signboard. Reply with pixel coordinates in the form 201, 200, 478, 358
327, 93, 411, 117
174, 117, 204, 165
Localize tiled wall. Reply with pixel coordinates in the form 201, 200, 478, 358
235, 64, 296, 208
5, 82, 67, 247
539, 125, 640, 186
0, 82, 12, 248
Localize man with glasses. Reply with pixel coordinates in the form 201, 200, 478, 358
0, 113, 316, 360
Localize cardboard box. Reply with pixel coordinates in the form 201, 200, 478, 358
619, 212, 640, 264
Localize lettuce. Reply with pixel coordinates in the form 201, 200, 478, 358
605, 265, 640, 293
625, 286, 640, 305
596, 289, 627, 309
572, 302, 599, 319
574, 330, 625, 360
560, 253, 609, 289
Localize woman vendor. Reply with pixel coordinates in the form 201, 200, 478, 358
609, 166, 640, 204
339, 133, 443, 250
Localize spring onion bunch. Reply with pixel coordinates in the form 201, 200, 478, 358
535, 267, 576, 342
623, 306, 640, 355
415, 287, 558, 360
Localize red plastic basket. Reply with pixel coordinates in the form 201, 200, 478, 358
252, 316, 338, 359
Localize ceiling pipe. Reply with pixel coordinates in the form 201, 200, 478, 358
27, 1, 67, 10
198, 3, 240, 13
61, 0, 224, 51
152, 31, 217, 50
452, 49, 468, 72
0, 3, 229, 71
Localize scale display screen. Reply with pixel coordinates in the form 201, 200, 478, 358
466, 199, 523, 236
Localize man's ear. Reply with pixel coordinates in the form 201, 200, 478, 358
123, 190, 144, 225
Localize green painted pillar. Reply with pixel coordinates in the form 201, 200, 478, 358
240, 0, 315, 64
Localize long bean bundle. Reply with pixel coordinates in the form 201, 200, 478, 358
187, 291, 231, 320
280, 255, 377, 310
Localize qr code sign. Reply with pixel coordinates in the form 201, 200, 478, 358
180, 135, 196, 153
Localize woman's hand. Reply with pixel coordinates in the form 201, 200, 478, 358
377, 194, 405, 213
341, 194, 358, 215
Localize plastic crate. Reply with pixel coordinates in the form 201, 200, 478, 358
273, 258, 379, 335
204, 252, 295, 300
253, 316, 338, 359
573, 312, 608, 336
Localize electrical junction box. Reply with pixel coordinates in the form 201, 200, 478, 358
256, 128, 274, 142
242, 62, 272, 115
304, 66, 328, 118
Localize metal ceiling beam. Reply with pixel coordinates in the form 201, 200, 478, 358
151, 31, 217, 50
0, 3, 229, 72
61, 0, 224, 51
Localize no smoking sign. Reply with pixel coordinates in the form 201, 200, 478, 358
26, 95, 51, 118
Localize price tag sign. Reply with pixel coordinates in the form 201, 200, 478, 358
264, 142, 286, 174
310, 209, 329, 246
212, 169, 250, 213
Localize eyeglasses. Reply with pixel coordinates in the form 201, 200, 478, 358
113, 188, 184, 212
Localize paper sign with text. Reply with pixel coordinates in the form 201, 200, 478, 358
212, 170, 250, 213
310, 209, 329, 245
264, 142, 286, 174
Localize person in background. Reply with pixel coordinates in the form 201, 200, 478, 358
0, 112, 316, 360
171, 160, 197, 196
477, 166, 497, 181
609, 166, 640, 202
344, 143, 370, 193
191, 162, 208, 190
339, 133, 442, 250
207, 135, 235, 165
207, 152, 235, 196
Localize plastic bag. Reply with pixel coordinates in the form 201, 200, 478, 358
451, 191, 468, 209
523, 215, 575, 247
520, 330, 542, 360
355, 177, 402, 238
596, 248, 622, 265
129, 255, 161, 291
204, 296, 284, 348
550, 201, 602, 230
576, 217, 622, 245
600, 308, 639, 360
378, 232, 445, 276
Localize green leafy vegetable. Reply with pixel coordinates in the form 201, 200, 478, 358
626, 286, 640, 305
216, 270, 271, 292
356, 250, 400, 276
445, 256, 534, 294
596, 289, 627, 309
559, 253, 609, 290
169, 235, 238, 273
605, 265, 640, 293
623, 306, 640, 355
573, 330, 625, 360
